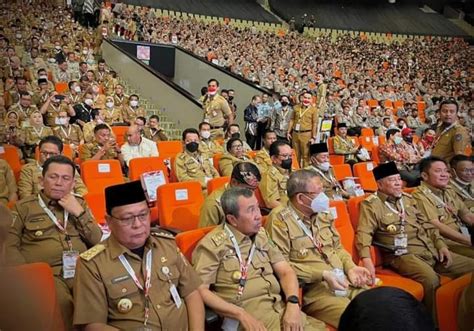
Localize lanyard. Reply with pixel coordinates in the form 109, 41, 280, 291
450, 180, 473, 200
32, 126, 44, 138
383, 199, 406, 233
38, 194, 72, 250
433, 122, 456, 146
297, 106, 310, 122
421, 186, 464, 227
118, 250, 153, 326
290, 208, 331, 266
338, 136, 354, 148
60, 125, 72, 138
310, 166, 340, 188
224, 225, 256, 298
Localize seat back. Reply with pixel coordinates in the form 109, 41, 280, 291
175, 226, 216, 262
358, 135, 375, 152
360, 127, 374, 137
0, 262, 64, 331
83, 191, 106, 224
213, 153, 223, 173
329, 154, 345, 165
347, 194, 371, 229
327, 137, 335, 154
0, 144, 22, 180
111, 126, 128, 146
353, 162, 378, 192
80, 159, 124, 193
330, 200, 357, 263
371, 145, 381, 164
332, 164, 352, 181
128, 157, 170, 182
207, 176, 230, 195
156, 140, 183, 159
157, 181, 205, 231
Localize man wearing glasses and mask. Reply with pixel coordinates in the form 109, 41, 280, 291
266, 170, 370, 328
73, 181, 205, 330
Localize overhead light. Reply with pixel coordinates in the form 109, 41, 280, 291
388, 0, 396, 3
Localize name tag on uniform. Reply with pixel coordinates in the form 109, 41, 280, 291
62, 250, 79, 279
222, 318, 239, 331
394, 234, 408, 256
169, 284, 182, 308
460, 225, 470, 237
295, 123, 301, 131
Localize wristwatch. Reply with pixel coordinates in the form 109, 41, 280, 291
286, 295, 299, 305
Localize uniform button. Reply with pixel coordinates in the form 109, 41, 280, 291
156, 304, 161, 309
121, 288, 127, 293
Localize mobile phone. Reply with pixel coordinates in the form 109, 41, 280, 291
56, 95, 65, 101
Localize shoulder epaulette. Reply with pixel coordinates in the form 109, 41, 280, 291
151, 229, 175, 239
211, 230, 227, 247
365, 193, 377, 202
80, 244, 106, 261
402, 192, 412, 197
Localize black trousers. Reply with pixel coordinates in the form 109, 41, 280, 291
255, 121, 268, 150
246, 132, 257, 150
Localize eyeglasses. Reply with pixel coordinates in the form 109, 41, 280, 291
40, 151, 60, 158
231, 144, 243, 149
458, 169, 474, 175
109, 210, 150, 226
278, 154, 291, 159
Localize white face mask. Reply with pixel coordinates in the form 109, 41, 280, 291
39, 75, 48, 80
318, 162, 330, 172
74, 86, 81, 93
55, 117, 68, 125
310, 192, 330, 213
130, 100, 138, 107
84, 98, 93, 106
200, 130, 211, 139
106, 102, 114, 109
83, 49, 88, 55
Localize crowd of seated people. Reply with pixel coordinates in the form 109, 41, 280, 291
0, 1, 473, 331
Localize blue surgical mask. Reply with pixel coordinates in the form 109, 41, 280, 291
394, 136, 403, 145
310, 192, 330, 213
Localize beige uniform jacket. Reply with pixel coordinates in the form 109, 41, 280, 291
356, 192, 446, 266
53, 124, 84, 146
292, 104, 318, 132
5, 192, 102, 276
73, 230, 201, 330
202, 94, 232, 127
122, 106, 146, 124
18, 162, 88, 200
218, 154, 252, 177
199, 139, 223, 159
144, 127, 168, 142
0, 159, 17, 205
103, 107, 123, 125
174, 151, 219, 190
448, 179, 474, 212
333, 135, 357, 162
254, 148, 272, 174
23, 126, 54, 146
198, 185, 227, 228
80, 142, 118, 162
259, 165, 289, 207
305, 165, 344, 200
432, 123, 470, 163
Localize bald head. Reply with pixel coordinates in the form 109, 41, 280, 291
127, 124, 141, 145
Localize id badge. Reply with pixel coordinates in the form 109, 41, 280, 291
333, 193, 343, 201
169, 284, 182, 309
62, 250, 79, 279
222, 317, 240, 331
394, 233, 408, 248
295, 123, 301, 131
209, 158, 214, 166
460, 225, 470, 237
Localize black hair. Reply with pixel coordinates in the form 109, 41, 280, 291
42, 155, 76, 177
419, 156, 447, 174
450, 154, 471, 169
182, 128, 199, 141
269, 140, 290, 157
39, 135, 63, 153
386, 128, 399, 140
94, 123, 110, 134
207, 78, 219, 86
226, 137, 243, 152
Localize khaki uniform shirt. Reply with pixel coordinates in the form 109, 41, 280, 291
82, 122, 114, 143
113, 94, 129, 108
5, 192, 102, 276
53, 124, 84, 146
266, 202, 356, 305
44, 104, 69, 127
259, 165, 289, 207
122, 106, 146, 124
23, 126, 54, 146
0, 159, 17, 205
336, 114, 355, 128
333, 135, 357, 162
73, 231, 202, 330
432, 123, 470, 163
412, 182, 470, 245
316, 83, 327, 114
80, 142, 118, 162
175, 151, 219, 190
103, 108, 123, 125
305, 165, 344, 200
192, 225, 287, 330
198, 185, 227, 228
218, 154, 253, 177
144, 127, 168, 142
254, 148, 272, 174
18, 162, 88, 200
9, 104, 39, 124
199, 139, 223, 159
291, 105, 318, 132
202, 94, 232, 127
356, 192, 447, 265
448, 179, 474, 212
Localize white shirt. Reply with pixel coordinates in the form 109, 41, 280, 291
121, 137, 159, 166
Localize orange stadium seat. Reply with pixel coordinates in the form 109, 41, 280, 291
247, 150, 257, 159
175, 226, 216, 262
55, 82, 68, 94
332, 164, 352, 181
0, 262, 64, 331
360, 127, 374, 137
367, 99, 379, 108
0, 144, 23, 181
207, 176, 230, 195
358, 136, 375, 153
111, 126, 128, 146
83, 191, 106, 224
353, 162, 378, 192
213, 153, 223, 173
156, 181, 204, 232
393, 100, 404, 110
436, 273, 472, 331
80, 159, 125, 194
371, 145, 381, 164
329, 154, 345, 165
327, 137, 335, 154
35, 145, 73, 161
128, 156, 170, 182
156, 140, 183, 159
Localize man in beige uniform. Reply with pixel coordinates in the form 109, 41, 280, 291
6, 155, 102, 330
199, 162, 261, 228
122, 94, 146, 125
315, 72, 327, 115
306, 143, 350, 200
288, 92, 318, 167
254, 130, 277, 173
175, 128, 219, 193
412, 157, 474, 258
356, 162, 474, 319
333, 123, 360, 167
0, 159, 17, 206
39, 92, 75, 128
431, 100, 470, 163
198, 121, 223, 160
266, 170, 370, 327
202, 79, 233, 139
193, 187, 326, 330
73, 181, 205, 330
259, 140, 292, 209
52, 110, 84, 155
80, 124, 124, 167
449, 155, 474, 212
144, 115, 168, 142
218, 138, 255, 177
18, 135, 88, 199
